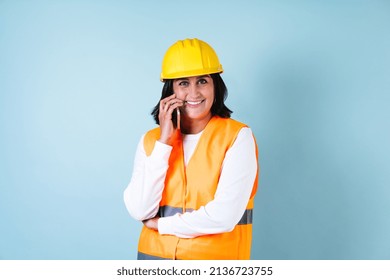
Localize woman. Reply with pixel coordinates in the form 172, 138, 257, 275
124, 38, 259, 260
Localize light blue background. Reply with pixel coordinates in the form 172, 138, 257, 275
1, 0, 389, 260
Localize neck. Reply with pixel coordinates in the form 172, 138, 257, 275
181, 114, 213, 134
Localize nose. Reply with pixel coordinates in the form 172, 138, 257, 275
186, 83, 199, 99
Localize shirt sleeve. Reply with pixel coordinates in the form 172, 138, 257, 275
123, 134, 172, 221
158, 127, 258, 238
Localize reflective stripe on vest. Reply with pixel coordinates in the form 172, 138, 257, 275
158, 205, 253, 225
137, 252, 170, 260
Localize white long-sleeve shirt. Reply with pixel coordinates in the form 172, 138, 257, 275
124, 127, 258, 238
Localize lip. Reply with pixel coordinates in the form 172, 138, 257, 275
185, 100, 205, 106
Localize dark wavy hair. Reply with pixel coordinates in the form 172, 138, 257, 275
151, 73, 232, 126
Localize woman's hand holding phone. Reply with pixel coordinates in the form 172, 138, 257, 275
158, 93, 183, 145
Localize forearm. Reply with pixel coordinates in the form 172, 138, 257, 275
124, 136, 172, 221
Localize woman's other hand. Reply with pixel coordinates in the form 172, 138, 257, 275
142, 217, 160, 231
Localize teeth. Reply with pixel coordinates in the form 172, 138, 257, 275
186, 100, 202, 105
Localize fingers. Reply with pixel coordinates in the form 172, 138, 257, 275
159, 94, 177, 112
166, 100, 183, 116
142, 217, 159, 231
159, 94, 173, 113
159, 94, 184, 119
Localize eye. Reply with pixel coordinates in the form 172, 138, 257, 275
178, 80, 189, 86
197, 78, 208, 85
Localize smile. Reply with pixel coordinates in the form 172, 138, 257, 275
185, 100, 204, 106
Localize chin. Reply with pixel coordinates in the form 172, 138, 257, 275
186, 112, 211, 121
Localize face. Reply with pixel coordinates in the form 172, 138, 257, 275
173, 75, 214, 125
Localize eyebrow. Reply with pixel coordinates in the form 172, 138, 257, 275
197, 75, 211, 79
176, 75, 211, 82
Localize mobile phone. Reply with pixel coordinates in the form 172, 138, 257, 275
171, 107, 180, 129
176, 108, 180, 130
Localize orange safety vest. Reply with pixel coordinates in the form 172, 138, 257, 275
137, 116, 259, 260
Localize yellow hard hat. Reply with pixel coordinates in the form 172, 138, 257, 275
160, 38, 223, 81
